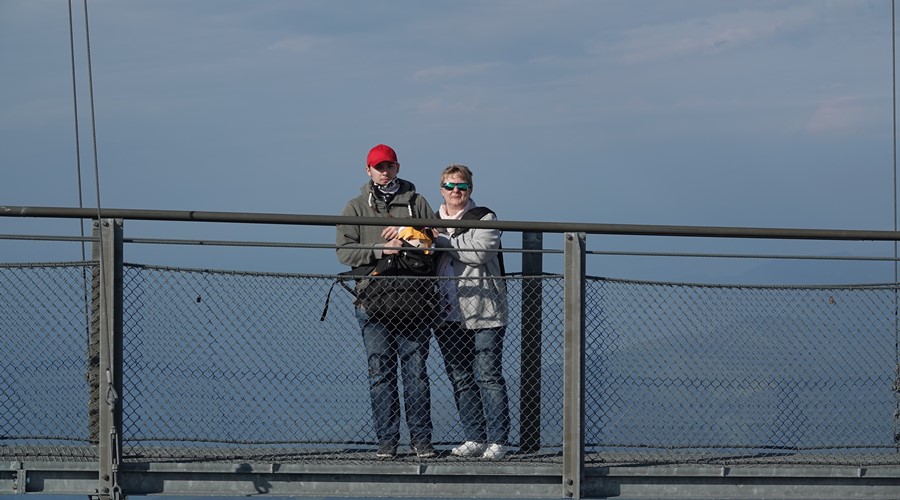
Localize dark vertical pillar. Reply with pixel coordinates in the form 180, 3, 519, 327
520, 231, 542, 453
91, 219, 124, 500
562, 233, 585, 499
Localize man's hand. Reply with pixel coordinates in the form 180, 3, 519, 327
381, 226, 399, 241
383, 238, 403, 255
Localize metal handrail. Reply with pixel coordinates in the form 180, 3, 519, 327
3, 205, 900, 241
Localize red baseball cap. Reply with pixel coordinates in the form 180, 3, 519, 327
366, 144, 398, 167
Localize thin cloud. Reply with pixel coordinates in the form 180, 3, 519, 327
603, 6, 815, 64
805, 96, 871, 135
417, 96, 482, 115
268, 35, 326, 53
413, 63, 496, 81
0, 98, 67, 129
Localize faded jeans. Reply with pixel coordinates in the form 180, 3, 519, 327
434, 322, 510, 445
356, 307, 433, 447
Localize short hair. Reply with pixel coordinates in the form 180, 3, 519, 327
440, 163, 473, 186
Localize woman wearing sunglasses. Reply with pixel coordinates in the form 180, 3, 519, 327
433, 164, 510, 460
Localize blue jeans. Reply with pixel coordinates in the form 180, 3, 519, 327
356, 307, 433, 447
435, 322, 510, 445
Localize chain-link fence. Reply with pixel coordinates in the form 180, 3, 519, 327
4, 257, 900, 468
118, 265, 564, 463
0, 262, 97, 461
586, 277, 900, 467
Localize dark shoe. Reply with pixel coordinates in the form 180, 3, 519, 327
376, 443, 397, 459
411, 442, 436, 458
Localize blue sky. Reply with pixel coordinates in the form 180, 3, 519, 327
0, 5, 893, 499
1, 0, 897, 281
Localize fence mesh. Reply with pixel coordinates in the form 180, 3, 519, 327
119, 265, 564, 463
0, 262, 96, 461
586, 277, 900, 466
4, 261, 900, 467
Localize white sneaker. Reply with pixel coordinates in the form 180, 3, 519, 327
451, 441, 487, 457
481, 443, 507, 460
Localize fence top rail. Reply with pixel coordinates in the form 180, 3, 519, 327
3, 205, 899, 241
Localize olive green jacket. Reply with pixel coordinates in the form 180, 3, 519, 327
336, 179, 435, 270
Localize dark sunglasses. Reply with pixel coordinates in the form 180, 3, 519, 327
441, 182, 471, 191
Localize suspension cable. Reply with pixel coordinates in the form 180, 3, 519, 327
888, 0, 900, 449
82, 1, 103, 222
81, 1, 121, 496
67, 0, 86, 257
67, 0, 95, 389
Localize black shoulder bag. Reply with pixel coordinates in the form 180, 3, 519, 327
321, 196, 439, 324
356, 241, 438, 324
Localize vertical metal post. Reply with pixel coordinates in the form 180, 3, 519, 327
90, 219, 123, 500
562, 233, 585, 499
520, 231, 543, 454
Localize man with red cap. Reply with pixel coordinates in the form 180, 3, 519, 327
336, 144, 437, 459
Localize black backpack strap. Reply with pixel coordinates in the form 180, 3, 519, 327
323, 194, 424, 321
451, 206, 505, 276
320, 265, 374, 321
455, 206, 494, 235
394, 192, 417, 218
319, 279, 340, 322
